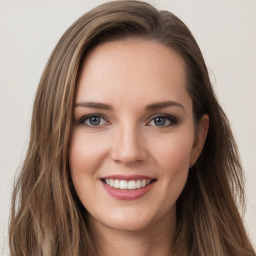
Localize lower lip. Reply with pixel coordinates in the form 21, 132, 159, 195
102, 181, 155, 200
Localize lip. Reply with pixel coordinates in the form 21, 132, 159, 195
100, 175, 157, 200
101, 174, 155, 181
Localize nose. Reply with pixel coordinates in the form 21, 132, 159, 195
110, 124, 147, 165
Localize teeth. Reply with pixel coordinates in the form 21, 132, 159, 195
119, 180, 128, 189
114, 179, 119, 188
104, 179, 151, 190
135, 180, 141, 188
128, 180, 136, 189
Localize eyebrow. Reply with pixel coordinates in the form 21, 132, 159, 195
74, 100, 185, 112
145, 101, 185, 112
74, 102, 113, 110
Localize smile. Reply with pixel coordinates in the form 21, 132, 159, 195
100, 175, 157, 200
104, 179, 152, 190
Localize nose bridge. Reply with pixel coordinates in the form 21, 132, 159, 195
111, 120, 146, 164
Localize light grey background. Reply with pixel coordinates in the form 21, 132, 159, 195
1, 0, 255, 254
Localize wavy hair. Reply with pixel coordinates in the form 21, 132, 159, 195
9, 1, 255, 255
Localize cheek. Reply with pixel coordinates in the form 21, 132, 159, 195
69, 130, 107, 176
151, 130, 194, 174
69, 130, 110, 212
154, 132, 194, 203
150, 129, 194, 197
68, 131, 105, 198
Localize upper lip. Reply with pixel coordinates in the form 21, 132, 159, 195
100, 175, 156, 181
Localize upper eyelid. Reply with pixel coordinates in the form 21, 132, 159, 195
150, 113, 175, 117
78, 113, 109, 124
79, 113, 107, 119
147, 113, 177, 121
145, 114, 177, 127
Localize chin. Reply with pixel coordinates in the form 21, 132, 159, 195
97, 207, 158, 232
106, 218, 152, 232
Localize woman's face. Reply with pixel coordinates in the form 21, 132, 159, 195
69, 39, 208, 232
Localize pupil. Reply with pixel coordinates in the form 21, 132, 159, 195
154, 117, 166, 126
89, 117, 100, 125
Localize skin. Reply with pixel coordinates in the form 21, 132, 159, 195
69, 39, 209, 256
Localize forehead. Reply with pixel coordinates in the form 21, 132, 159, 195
76, 39, 191, 111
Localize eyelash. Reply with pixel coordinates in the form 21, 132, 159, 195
78, 114, 178, 128
78, 114, 109, 127
147, 114, 178, 127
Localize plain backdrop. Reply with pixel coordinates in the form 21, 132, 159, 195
0, 0, 255, 254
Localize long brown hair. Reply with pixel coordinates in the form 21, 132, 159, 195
9, 1, 255, 255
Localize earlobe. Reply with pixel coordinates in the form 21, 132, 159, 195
190, 114, 209, 167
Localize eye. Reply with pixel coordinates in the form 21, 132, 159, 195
148, 115, 177, 127
79, 114, 108, 127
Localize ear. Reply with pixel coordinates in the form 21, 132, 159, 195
190, 114, 209, 167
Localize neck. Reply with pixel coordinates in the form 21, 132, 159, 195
88, 210, 176, 256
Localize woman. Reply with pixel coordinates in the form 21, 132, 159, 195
9, 1, 255, 255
